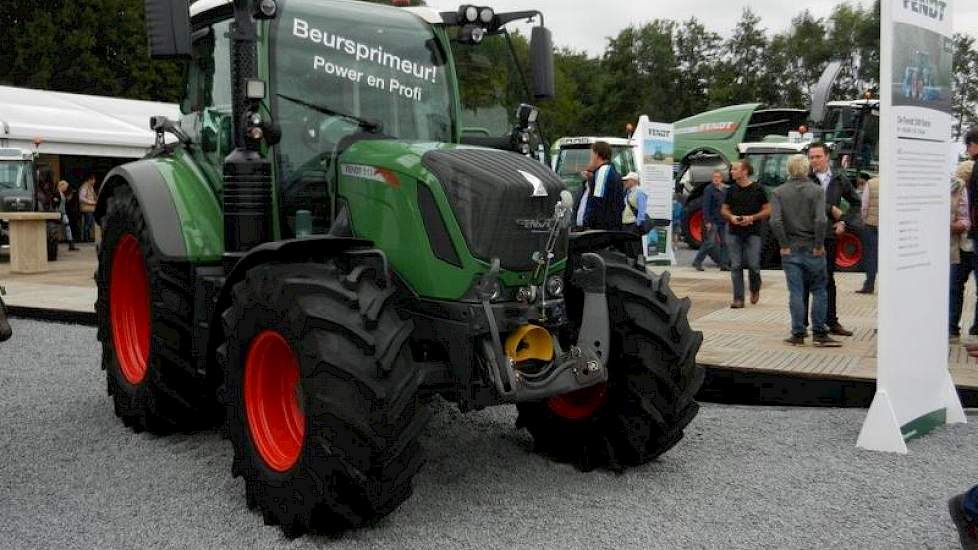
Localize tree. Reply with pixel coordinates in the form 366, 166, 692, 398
673, 18, 721, 117
2, 0, 183, 102
952, 33, 978, 138
710, 8, 768, 107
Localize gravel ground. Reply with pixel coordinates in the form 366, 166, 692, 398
0, 318, 973, 550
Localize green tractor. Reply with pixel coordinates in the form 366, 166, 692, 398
96, 0, 703, 536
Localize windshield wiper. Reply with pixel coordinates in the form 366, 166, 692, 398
277, 93, 384, 134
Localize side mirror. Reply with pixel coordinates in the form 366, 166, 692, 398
530, 26, 555, 100
144, 0, 192, 59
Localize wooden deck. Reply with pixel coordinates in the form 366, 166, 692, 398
3, 244, 978, 391
666, 264, 978, 390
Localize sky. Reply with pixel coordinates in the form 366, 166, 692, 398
425, 0, 978, 56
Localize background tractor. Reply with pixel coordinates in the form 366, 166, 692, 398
674, 62, 878, 272
95, 0, 703, 536
0, 147, 60, 261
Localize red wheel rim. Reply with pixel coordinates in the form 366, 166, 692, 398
689, 210, 704, 245
109, 234, 150, 385
244, 330, 305, 473
835, 231, 863, 269
547, 383, 608, 420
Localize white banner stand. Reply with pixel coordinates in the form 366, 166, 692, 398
857, 390, 907, 454
858, 0, 965, 453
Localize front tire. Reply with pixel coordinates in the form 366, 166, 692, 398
517, 251, 704, 471
218, 260, 429, 537
95, 185, 209, 432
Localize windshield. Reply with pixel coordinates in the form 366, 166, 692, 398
451, 31, 531, 139
272, 1, 453, 150
744, 153, 790, 189
270, 0, 453, 234
555, 145, 636, 180
821, 105, 879, 172
0, 160, 32, 191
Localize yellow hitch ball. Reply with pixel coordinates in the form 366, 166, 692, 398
504, 324, 555, 363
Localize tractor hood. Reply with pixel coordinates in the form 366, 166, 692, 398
338, 140, 567, 275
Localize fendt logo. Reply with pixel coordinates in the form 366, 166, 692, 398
903, 0, 947, 22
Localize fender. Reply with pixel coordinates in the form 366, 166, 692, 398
206, 236, 376, 363
568, 229, 639, 258
95, 160, 188, 261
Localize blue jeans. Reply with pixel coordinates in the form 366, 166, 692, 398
726, 232, 761, 302
965, 484, 978, 520
783, 249, 829, 336
862, 225, 878, 290
82, 212, 96, 242
693, 223, 728, 268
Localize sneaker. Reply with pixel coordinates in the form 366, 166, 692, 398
784, 334, 805, 346
855, 287, 874, 294
813, 333, 842, 347
828, 323, 853, 337
949, 494, 978, 549
693, 264, 705, 272
750, 290, 760, 305
730, 301, 745, 309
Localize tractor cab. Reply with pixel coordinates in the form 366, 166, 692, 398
551, 136, 639, 195
0, 148, 36, 213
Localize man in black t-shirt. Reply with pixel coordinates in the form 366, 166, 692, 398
721, 160, 771, 308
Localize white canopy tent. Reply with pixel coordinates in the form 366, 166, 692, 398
0, 85, 180, 158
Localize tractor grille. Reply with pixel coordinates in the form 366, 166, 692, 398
422, 148, 567, 271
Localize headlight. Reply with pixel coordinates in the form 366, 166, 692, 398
464, 5, 479, 22
546, 276, 564, 297
479, 7, 494, 23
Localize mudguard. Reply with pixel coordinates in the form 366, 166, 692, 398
567, 229, 639, 257
208, 236, 376, 357
95, 160, 188, 260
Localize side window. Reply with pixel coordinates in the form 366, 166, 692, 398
209, 20, 233, 112
181, 20, 233, 115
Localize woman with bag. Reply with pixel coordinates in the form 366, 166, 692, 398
57, 180, 78, 251
950, 161, 973, 338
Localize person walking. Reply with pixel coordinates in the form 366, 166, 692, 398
856, 174, 879, 294
950, 487, 978, 548
770, 154, 841, 347
575, 141, 624, 231
951, 164, 973, 337
79, 174, 98, 242
808, 143, 860, 336
692, 170, 729, 271
621, 171, 649, 258
721, 160, 770, 308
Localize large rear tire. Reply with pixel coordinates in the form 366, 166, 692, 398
682, 196, 704, 249
834, 230, 864, 272
218, 260, 429, 537
95, 185, 211, 433
517, 250, 704, 471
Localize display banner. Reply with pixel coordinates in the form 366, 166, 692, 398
857, 0, 965, 454
636, 115, 676, 265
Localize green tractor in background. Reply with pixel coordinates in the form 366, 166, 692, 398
95, 0, 703, 536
